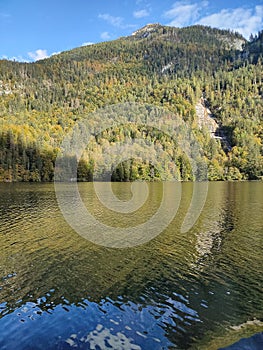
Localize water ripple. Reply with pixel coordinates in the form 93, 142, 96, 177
0, 182, 262, 349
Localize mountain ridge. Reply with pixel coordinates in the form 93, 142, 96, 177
44, 24, 247, 64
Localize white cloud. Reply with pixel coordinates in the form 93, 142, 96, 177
164, 2, 263, 39
82, 42, 94, 46
164, 0, 208, 27
98, 13, 123, 27
28, 49, 49, 61
197, 5, 263, 39
133, 9, 150, 19
100, 31, 111, 40
50, 51, 61, 57
2, 49, 60, 62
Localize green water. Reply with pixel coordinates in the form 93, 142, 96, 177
0, 182, 262, 349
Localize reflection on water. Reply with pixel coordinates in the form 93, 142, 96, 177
0, 182, 262, 349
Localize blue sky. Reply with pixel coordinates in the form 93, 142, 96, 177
0, 0, 262, 62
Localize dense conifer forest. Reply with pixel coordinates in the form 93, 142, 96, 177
0, 24, 262, 181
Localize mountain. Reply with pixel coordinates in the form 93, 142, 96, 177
0, 24, 262, 181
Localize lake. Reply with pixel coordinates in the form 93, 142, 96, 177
0, 182, 262, 349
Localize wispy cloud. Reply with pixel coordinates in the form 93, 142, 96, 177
98, 13, 124, 27
100, 31, 111, 40
164, 1, 263, 39
197, 5, 263, 39
164, 0, 208, 27
28, 49, 49, 61
98, 13, 135, 29
133, 9, 150, 19
135, 0, 151, 6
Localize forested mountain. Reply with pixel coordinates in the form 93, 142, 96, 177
0, 24, 262, 181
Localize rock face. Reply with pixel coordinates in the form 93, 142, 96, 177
216, 35, 246, 50
195, 98, 219, 137
195, 98, 233, 151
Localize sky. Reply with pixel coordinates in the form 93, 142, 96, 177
0, 0, 262, 62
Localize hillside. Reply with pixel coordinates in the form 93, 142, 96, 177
0, 24, 262, 181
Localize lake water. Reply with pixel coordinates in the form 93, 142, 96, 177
0, 182, 262, 349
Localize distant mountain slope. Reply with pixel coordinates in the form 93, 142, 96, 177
0, 24, 262, 181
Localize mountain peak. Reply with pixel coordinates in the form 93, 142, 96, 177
131, 23, 162, 38
129, 23, 246, 51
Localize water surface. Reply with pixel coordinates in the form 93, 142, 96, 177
0, 182, 262, 349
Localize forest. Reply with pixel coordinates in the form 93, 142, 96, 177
0, 24, 262, 181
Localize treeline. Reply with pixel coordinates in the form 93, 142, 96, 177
0, 128, 56, 182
